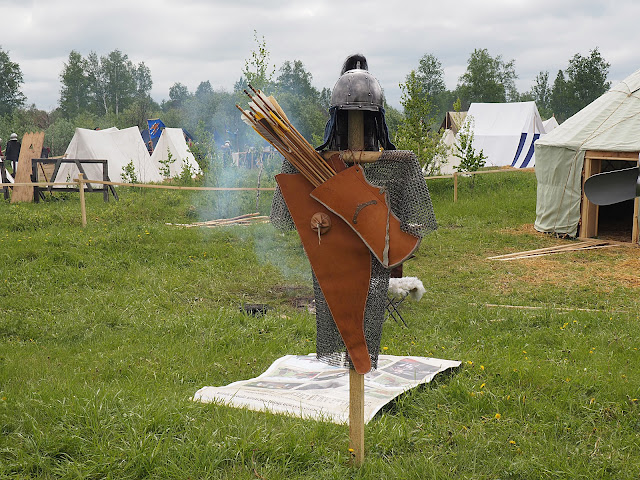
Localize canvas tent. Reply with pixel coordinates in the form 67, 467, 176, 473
461, 102, 545, 169
534, 68, 640, 238
431, 111, 466, 175
150, 127, 200, 178
542, 116, 559, 133
439, 111, 467, 135
57, 127, 162, 184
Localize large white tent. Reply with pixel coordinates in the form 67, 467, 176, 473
57, 127, 162, 184
150, 127, 200, 178
462, 102, 546, 169
534, 68, 640, 237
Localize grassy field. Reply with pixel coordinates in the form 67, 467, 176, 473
1, 170, 639, 479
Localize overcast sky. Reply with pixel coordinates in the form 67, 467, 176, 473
3, 0, 639, 113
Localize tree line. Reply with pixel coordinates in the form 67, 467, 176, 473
0, 39, 611, 174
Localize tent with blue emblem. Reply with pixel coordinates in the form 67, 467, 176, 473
462, 101, 546, 169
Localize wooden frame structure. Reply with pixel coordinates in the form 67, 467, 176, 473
0, 161, 10, 200
580, 150, 639, 243
32, 158, 118, 202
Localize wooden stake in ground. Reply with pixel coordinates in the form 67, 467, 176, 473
78, 174, 87, 227
347, 109, 365, 467
11, 132, 45, 203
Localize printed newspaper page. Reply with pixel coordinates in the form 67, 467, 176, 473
193, 354, 461, 424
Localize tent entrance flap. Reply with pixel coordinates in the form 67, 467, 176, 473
579, 150, 639, 243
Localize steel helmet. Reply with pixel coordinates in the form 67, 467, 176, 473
329, 58, 384, 111
10, 133, 17, 141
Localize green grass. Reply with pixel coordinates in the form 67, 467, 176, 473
1, 170, 639, 479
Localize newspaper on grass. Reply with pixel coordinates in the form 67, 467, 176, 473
193, 354, 461, 424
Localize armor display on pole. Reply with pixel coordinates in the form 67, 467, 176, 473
242, 54, 437, 465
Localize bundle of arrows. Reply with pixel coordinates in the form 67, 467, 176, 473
237, 85, 336, 187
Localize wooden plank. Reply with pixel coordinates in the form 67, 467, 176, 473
487, 240, 615, 260
11, 132, 45, 203
580, 156, 601, 238
496, 243, 617, 260
584, 150, 639, 161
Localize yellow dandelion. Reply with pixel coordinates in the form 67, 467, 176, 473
495, 413, 501, 420
382, 346, 389, 351
480, 383, 485, 389
480, 365, 485, 371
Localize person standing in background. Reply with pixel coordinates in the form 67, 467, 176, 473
5, 133, 21, 174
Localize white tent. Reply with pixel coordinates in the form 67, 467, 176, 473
433, 128, 461, 175
462, 102, 546, 168
534, 68, 640, 237
432, 112, 467, 175
57, 127, 162, 184
542, 116, 559, 133
150, 127, 200, 178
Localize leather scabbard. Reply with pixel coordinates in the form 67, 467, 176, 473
276, 172, 373, 374
310, 164, 420, 268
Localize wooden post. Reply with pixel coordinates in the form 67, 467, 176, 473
349, 369, 365, 466
347, 109, 365, 466
453, 172, 458, 203
632, 197, 639, 244
78, 174, 87, 227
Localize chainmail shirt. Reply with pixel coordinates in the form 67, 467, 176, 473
270, 150, 437, 369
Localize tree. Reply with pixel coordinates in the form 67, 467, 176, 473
277, 60, 315, 98
456, 48, 517, 106
195, 80, 213, 98
80, 50, 149, 116
274, 60, 327, 143
549, 48, 610, 122
0, 46, 26, 116
395, 70, 446, 174
100, 50, 136, 116
521, 70, 554, 119
85, 51, 108, 114
413, 53, 451, 122
565, 48, 610, 118
241, 30, 275, 92
416, 54, 446, 98
454, 116, 487, 179
168, 82, 191, 109
59, 50, 91, 119
133, 62, 153, 100
549, 70, 569, 121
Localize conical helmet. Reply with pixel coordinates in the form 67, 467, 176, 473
329, 54, 384, 111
